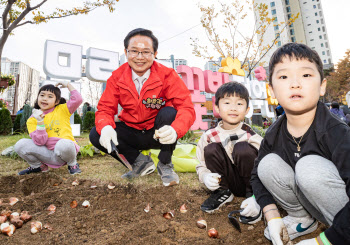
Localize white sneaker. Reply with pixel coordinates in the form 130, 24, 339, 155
264, 215, 318, 241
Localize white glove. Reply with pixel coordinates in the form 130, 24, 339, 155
295, 238, 319, 245
99, 125, 118, 154
267, 218, 290, 245
240, 196, 261, 217
32, 109, 44, 122
55, 81, 69, 88
202, 173, 221, 191
157, 125, 177, 144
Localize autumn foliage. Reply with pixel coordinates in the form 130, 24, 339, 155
191, 0, 299, 77
324, 50, 350, 103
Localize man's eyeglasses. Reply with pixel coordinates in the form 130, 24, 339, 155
127, 49, 154, 57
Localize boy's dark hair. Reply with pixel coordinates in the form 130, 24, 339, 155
331, 101, 339, 109
34, 84, 66, 109
215, 82, 249, 107
124, 28, 159, 52
268, 43, 324, 85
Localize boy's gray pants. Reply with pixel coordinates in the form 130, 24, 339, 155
258, 154, 348, 225
15, 138, 77, 168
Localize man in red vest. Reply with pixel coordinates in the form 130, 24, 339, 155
90, 28, 195, 186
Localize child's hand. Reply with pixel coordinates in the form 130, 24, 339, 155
240, 196, 261, 217
32, 109, 44, 122
268, 218, 290, 245
202, 173, 221, 191
55, 81, 69, 88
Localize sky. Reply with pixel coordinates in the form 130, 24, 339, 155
3, 0, 349, 78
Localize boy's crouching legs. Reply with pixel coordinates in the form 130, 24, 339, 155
201, 143, 235, 213
258, 154, 317, 241
258, 153, 309, 216
232, 142, 258, 196
295, 155, 348, 226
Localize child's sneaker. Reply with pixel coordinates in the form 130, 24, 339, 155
200, 189, 234, 213
40, 164, 49, 173
264, 215, 318, 241
68, 163, 82, 175
18, 166, 42, 175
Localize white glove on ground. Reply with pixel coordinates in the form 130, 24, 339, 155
32, 109, 44, 122
202, 173, 221, 191
240, 196, 261, 217
268, 218, 289, 245
295, 238, 318, 245
55, 81, 69, 88
99, 125, 118, 154
157, 125, 177, 144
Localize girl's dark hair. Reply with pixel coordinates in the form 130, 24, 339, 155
331, 101, 339, 109
268, 43, 324, 85
34, 84, 66, 109
215, 82, 249, 108
124, 28, 158, 52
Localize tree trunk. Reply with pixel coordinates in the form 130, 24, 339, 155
0, 31, 11, 75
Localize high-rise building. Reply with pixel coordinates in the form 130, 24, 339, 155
158, 58, 187, 71
0, 58, 40, 113
254, 0, 333, 69
204, 60, 221, 72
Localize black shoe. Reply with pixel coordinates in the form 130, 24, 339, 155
18, 166, 42, 175
200, 189, 234, 213
68, 163, 82, 175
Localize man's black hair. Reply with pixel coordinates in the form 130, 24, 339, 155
268, 43, 324, 85
34, 84, 66, 109
331, 101, 339, 109
215, 82, 249, 108
124, 28, 159, 53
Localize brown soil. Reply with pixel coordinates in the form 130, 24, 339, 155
0, 174, 325, 245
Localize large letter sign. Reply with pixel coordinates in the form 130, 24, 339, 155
44, 40, 82, 80
178, 65, 275, 130
86, 48, 119, 82
43, 40, 119, 82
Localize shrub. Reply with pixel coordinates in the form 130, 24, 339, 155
13, 113, 23, 134
82, 111, 95, 132
0, 108, 13, 135
251, 124, 266, 137
20, 104, 33, 133
82, 103, 88, 122
179, 130, 199, 144
0, 98, 8, 109
74, 111, 82, 125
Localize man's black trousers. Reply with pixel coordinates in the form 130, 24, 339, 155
89, 107, 177, 166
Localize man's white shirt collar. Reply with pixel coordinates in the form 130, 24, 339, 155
131, 69, 151, 94
132, 69, 151, 83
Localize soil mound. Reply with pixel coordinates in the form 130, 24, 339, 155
0, 174, 324, 244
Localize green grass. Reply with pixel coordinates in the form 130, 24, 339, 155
0, 133, 201, 189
